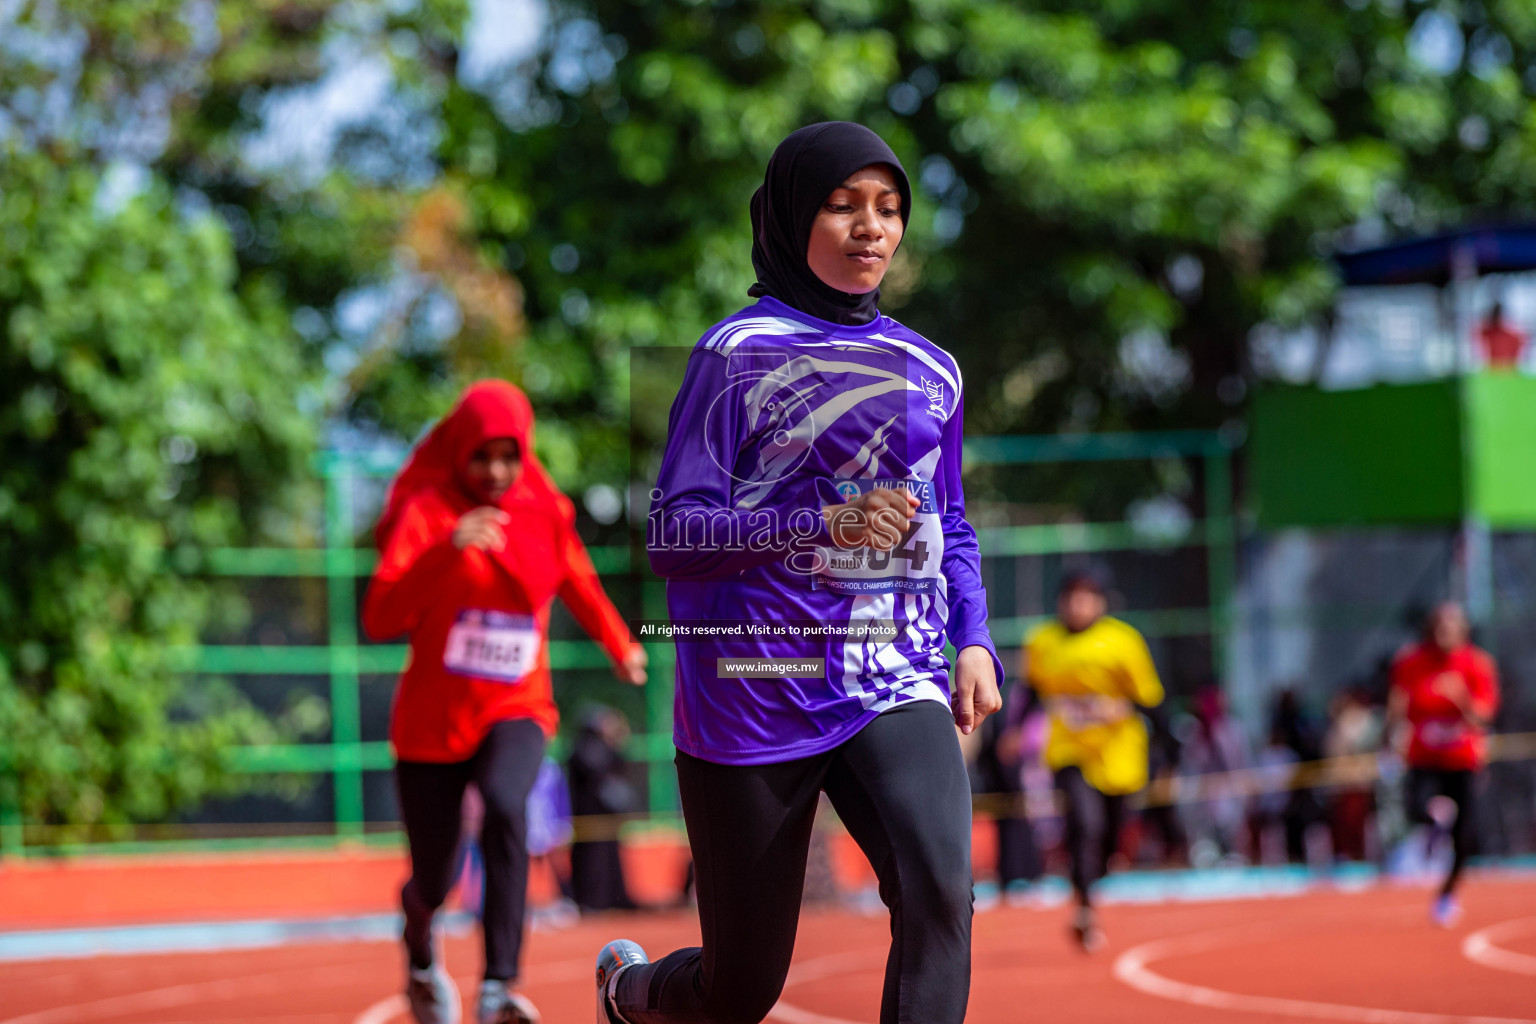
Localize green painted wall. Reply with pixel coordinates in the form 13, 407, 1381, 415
1466, 373, 1536, 527
1250, 381, 1464, 527
1252, 374, 1536, 528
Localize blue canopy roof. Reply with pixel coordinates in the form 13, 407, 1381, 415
1336, 226, 1536, 287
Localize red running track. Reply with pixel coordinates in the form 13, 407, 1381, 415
6, 876, 1536, 1024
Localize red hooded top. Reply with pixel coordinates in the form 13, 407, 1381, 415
363, 380, 635, 762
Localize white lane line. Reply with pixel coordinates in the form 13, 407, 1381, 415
352, 947, 879, 1024
1114, 923, 1536, 1024
0, 960, 371, 1024
352, 958, 594, 1024
353, 996, 405, 1024
1463, 918, 1536, 977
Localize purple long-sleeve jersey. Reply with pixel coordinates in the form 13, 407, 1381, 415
648, 295, 1005, 765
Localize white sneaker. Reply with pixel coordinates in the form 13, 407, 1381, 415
1071, 906, 1106, 953
594, 939, 649, 1024
477, 980, 539, 1024
406, 966, 461, 1024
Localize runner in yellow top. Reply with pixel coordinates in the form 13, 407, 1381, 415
1022, 568, 1163, 951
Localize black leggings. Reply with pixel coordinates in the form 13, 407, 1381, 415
1056, 766, 1125, 906
396, 717, 547, 982
1406, 767, 1477, 897
614, 700, 973, 1024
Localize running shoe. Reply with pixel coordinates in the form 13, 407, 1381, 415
595, 939, 649, 1024
406, 965, 461, 1024
1431, 894, 1463, 929
1070, 906, 1106, 953
477, 980, 540, 1024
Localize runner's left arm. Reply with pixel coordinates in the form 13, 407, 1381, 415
1120, 627, 1165, 708
1465, 650, 1500, 726
554, 506, 638, 666
936, 390, 1005, 687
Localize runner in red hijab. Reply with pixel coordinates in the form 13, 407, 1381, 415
365, 379, 645, 1024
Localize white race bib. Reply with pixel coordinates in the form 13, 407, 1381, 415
443, 610, 540, 684
1049, 694, 1133, 731
815, 477, 944, 595
1418, 717, 1469, 749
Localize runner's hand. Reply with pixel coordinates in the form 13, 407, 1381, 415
1432, 671, 1480, 720
953, 644, 1002, 736
822, 487, 919, 551
616, 644, 648, 686
1432, 671, 1468, 704
453, 507, 510, 552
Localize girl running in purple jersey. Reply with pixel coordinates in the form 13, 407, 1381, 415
595, 121, 1005, 1024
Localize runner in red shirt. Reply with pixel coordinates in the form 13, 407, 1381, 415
1387, 601, 1499, 927
364, 380, 647, 1024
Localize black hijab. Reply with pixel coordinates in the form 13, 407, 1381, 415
747, 122, 912, 326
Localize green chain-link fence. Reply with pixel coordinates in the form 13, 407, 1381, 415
0, 431, 1238, 857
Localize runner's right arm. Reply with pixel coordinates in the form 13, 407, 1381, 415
362, 496, 493, 640
648, 349, 835, 579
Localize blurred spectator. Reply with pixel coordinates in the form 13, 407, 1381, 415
1269, 687, 1327, 863
1272, 688, 1323, 761
1476, 301, 1527, 370
1324, 687, 1383, 862
977, 683, 1044, 892
1179, 685, 1249, 865
1249, 726, 1300, 865
1139, 703, 1187, 866
567, 707, 639, 911
527, 757, 576, 916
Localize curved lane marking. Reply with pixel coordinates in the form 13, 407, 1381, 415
354, 949, 875, 1024
353, 957, 593, 1024
1115, 922, 1536, 1024
1463, 918, 1536, 978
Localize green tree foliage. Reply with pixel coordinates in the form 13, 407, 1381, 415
0, 154, 317, 834
419, 0, 1536, 514
0, 0, 467, 833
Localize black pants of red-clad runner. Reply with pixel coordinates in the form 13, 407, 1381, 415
1056, 765, 1126, 907
396, 717, 547, 982
1406, 767, 1477, 897
613, 700, 974, 1024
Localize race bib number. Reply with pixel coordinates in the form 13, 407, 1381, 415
443, 610, 540, 684
1418, 717, 1470, 750
1049, 695, 1133, 731
815, 478, 943, 595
